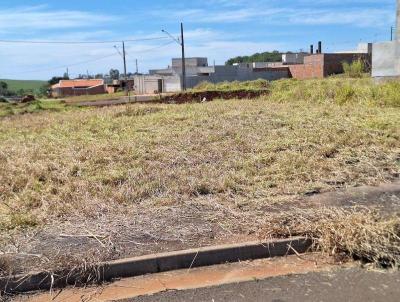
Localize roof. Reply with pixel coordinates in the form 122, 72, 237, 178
52, 79, 104, 89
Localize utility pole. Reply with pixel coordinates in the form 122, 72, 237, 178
122, 41, 128, 96
122, 41, 127, 79
135, 59, 138, 74
391, 26, 394, 41
180, 22, 186, 91
162, 23, 186, 91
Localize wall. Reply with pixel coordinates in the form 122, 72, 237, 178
163, 76, 181, 92
184, 68, 289, 89
52, 85, 106, 97
172, 58, 208, 68
282, 53, 309, 64
288, 55, 324, 79
372, 41, 400, 78
133, 75, 181, 94
337, 43, 373, 54
288, 53, 371, 79
134, 76, 160, 94
323, 53, 371, 76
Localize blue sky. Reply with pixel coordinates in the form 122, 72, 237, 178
0, 0, 396, 80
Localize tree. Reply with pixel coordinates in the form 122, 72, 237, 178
0, 81, 9, 96
109, 69, 120, 80
0, 81, 8, 90
225, 51, 283, 65
38, 84, 50, 97
48, 75, 69, 86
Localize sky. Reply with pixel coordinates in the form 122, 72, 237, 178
0, 0, 396, 80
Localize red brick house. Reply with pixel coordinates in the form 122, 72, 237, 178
51, 79, 106, 98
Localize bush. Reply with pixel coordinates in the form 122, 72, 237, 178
343, 59, 365, 78
373, 81, 400, 107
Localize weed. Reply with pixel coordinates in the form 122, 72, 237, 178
343, 59, 366, 78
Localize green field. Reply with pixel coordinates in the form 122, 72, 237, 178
0, 79, 47, 92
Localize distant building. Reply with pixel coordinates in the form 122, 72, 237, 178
133, 45, 373, 95
137, 57, 289, 94
51, 79, 106, 98
282, 52, 309, 65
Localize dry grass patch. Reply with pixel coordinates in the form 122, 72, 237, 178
0, 78, 399, 233
62, 92, 125, 104
260, 207, 400, 267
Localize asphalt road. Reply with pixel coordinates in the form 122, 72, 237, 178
119, 268, 400, 302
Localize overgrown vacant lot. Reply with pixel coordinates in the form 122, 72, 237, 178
0, 78, 399, 274
2, 78, 399, 227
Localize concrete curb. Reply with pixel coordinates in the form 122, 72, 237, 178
1, 237, 312, 294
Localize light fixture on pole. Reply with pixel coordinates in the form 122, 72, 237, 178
162, 23, 186, 91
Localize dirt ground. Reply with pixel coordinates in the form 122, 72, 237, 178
2, 181, 399, 277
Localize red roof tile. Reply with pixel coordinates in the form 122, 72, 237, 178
52, 79, 104, 89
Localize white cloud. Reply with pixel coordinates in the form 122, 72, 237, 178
0, 6, 117, 33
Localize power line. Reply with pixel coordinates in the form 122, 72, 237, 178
5, 40, 176, 76
8, 53, 119, 75
0, 37, 169, 44
125, 40, 175, 56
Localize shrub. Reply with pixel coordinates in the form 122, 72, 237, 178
343, 59, 365, 78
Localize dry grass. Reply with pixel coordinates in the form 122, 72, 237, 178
62, 92, 125, 104
0, 100, 69, 118
259, 207, 400, 267
192, 79, 269, 91
0, 78, 399, 233
269, 77, 400, 107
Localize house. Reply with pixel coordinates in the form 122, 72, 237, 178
51, 79, 106, 98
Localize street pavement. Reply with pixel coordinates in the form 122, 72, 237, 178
120, 268, 400, 302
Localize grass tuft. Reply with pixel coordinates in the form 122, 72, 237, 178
343, 59, 367, 78
259, 207, 400, 268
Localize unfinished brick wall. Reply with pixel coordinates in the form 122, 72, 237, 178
288, 55, 324, 79
323, 53, 371, 76
53, 85, 106, 97
287, 53, 371, 80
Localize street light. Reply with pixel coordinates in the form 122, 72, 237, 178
162, 23, 186, 91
